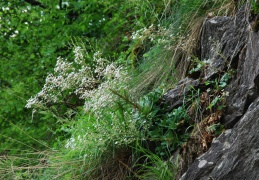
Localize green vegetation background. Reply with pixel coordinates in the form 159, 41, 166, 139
0, 0, 244, 179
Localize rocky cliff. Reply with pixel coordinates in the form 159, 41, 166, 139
164, 3, 259, 179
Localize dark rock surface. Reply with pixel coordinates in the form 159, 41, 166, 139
180, 97, 259, 180
163, 78, 200, 111
164, 3, 259, 179
201, 4, 247, 80
223, 4, 259, 128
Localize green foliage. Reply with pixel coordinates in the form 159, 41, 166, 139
252, 0, 259, 14
0, 0, 71, 155
128, 0, 232, 96
133, 144, 178, 180
24, 84, 190, 179
0, 82, 64, 154
204, 71, 232, 111
151, 106, 190, 157
35, 103, 140, 179
128, 86, 190, 158
0, 0, 235, 179
206, 123, 225, 135
189, 57, 210, 74
0, 0, 155, 155
219, 72, 231, 88
206, 96, 220, 110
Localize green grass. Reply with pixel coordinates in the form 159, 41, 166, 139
133, 144, 178, 180
128, 0, 234, 97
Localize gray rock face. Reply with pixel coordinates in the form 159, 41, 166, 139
178, 3, 259, 179
180, 98, 259, 180
201, 5, 247, 80
163, 78, 200, 111
200, 4, 251, 128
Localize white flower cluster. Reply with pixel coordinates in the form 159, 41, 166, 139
131, 24, 174, 44
65, 110, 136, 150
26, 46, 129, 116
65, 134, 86, 150
131, 24, 155, 41
2, 7, 10, 11
10, 30, 19, 38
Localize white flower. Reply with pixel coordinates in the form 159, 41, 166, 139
26, 46, 129, 122
2, 7, 10, 11
10, 34, 17, 38
65, 137, 76, 149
